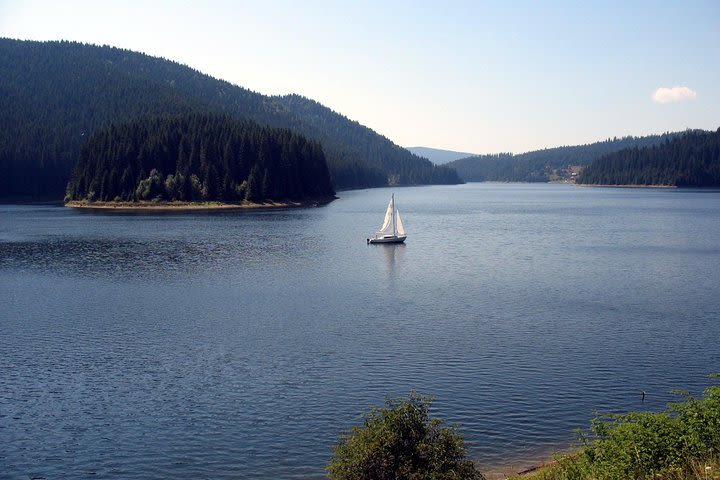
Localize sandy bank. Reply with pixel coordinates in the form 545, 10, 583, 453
65, 198, 335, 212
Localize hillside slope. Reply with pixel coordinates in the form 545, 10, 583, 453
0, 38, 459, 198
577, 130, 720, 186
446, 133, 685, 183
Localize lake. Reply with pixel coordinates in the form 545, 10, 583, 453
1, 183, 719, 479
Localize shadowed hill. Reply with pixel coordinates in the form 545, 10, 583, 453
577, 130, 720, 186
0, 38, 459, 198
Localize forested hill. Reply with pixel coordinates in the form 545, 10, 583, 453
446, 133, 684, 182
67, 113, 334, 203
0, 38, 459, 198
577, 130, 720, 187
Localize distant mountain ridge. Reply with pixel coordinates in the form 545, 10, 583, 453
446, 133, 688, 183
0, 38, 460, 198
406, 147, 477, 165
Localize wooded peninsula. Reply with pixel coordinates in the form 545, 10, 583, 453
65, 113, 335, 206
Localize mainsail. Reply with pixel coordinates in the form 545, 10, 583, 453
377, 196, 396, 236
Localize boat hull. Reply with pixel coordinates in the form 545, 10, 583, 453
367, 235, 407, 244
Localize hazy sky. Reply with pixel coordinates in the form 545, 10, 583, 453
1, 0, 718, 154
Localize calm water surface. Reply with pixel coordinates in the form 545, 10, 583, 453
1, 184, 719, 478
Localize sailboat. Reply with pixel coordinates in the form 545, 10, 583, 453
367, 194, 407, 244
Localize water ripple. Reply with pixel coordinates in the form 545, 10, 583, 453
1, 185, 719, 478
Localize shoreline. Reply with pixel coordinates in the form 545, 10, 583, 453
575, 183, 677, 189
483, 451, 566, 480
65, 197, 336, 212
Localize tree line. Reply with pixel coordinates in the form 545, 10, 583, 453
446, 133, 688, 183
66, 113, 334, 203
577, 130, 720, 186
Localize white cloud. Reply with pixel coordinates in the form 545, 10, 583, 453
653, 86, 697, 103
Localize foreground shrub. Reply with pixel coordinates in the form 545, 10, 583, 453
327, 392, 484, 480
532, 378, 720, 480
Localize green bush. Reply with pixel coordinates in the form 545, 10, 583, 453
535, 380, 720, 480
581, 385, 720, 479
327, 392, 484, 480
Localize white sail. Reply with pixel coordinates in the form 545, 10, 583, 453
395, 209, 405, 236
377, 196, 395, 235
367, 193, 407, 243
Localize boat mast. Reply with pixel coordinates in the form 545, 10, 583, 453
391, 194, 396, 237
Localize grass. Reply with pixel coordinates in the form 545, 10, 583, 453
522, 456, 720, 480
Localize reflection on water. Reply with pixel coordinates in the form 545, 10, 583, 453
380, 242, 406, 279
1, 184, 720, 479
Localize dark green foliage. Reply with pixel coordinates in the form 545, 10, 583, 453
0, 38, 460, 198
66, 113, 334, 202
327, 392, 484, 480
580, 385, 720, 478
577, 130, 720, 186
0, 39, 205, 198
447, 133, 688, 183
537, 381, 720, 480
